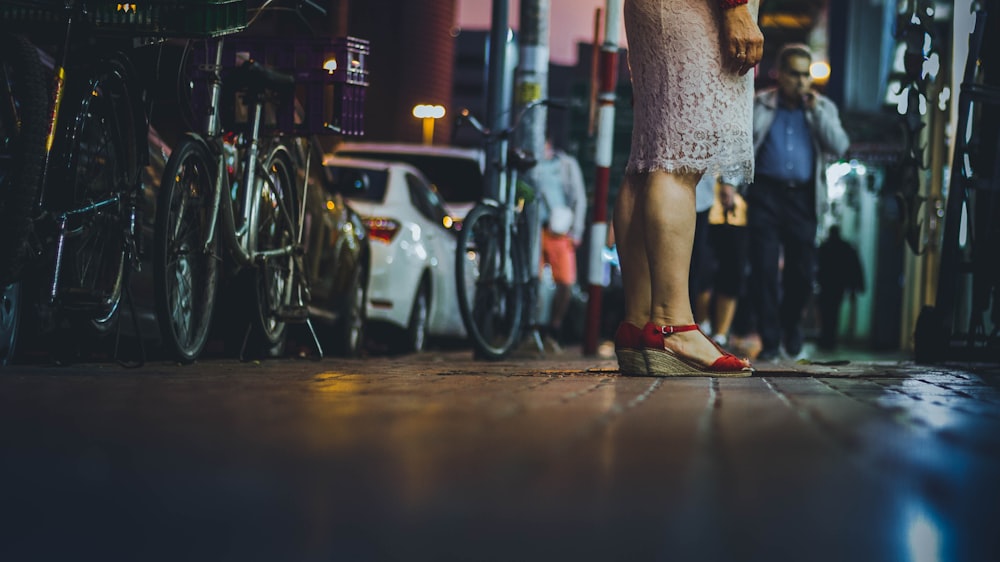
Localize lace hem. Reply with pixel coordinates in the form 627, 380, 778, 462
625, 160, 755, 185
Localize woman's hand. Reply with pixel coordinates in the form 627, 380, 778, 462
721, 4, 764, 76
719, 182, 736, 213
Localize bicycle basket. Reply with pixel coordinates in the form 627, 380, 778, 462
0, 0, 247, 38
190, 36, 369, 136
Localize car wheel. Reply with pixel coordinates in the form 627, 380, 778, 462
334, 261, 367, 357
401, 280, 429, 354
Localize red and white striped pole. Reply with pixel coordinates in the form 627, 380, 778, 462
583, 0, 621, 356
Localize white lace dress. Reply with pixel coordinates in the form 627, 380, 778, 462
623, 0, 755, 183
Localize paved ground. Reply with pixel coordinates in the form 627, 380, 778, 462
1, 344, 999, 561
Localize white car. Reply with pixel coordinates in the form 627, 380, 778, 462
323, 157, 467, 352
330, 142, 485, 223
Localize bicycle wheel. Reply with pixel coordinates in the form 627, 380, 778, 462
57, 57, 139, 334
0, 35, 47, 286
456, 203, 525, 360
154, 138, 219, 363
1, 281, 23, 366
246, 144, 298, 356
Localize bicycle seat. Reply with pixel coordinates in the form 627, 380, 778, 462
225, 59, 295, 98
509, 148, 537, 173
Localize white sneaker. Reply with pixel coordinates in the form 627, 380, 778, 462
712, 333, 728, 347
542, 335, 563, 355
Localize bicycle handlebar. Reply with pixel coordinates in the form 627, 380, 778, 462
247, 0, 328, 30
457, 98, 568, 143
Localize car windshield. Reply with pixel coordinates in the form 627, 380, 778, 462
336, 151, 482, 204
327, 166, 389, 202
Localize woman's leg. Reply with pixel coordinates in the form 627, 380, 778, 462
644, 170, 731, 365
613, 174, 650, 327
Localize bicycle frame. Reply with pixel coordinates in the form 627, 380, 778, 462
26, 2, 146, 309
151, 1, 333, 362
194, 37, 298, 269
463, 109, 531, 285
454, 98, 558, 359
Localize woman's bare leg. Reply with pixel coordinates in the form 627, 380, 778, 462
644, 170, 730, 365
613, 174, 650, 327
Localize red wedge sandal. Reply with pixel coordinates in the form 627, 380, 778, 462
641, 322, 753, 377
614, 322, 647, 376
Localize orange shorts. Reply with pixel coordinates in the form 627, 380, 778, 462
541, 229, 577, 285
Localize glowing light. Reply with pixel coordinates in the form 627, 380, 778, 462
412, 104, 446, 119
323, 58, 338, 74
905, 508, 943, 562
924, 52, 940, 80
960, 201, 969, 247
412, 104, 446, 145
810, 61, 831, 81
885, 79, 906, 110
825, 161, 854, 201
326, 200, 336, 211
938, 87, 951, 111
893, 43, 908, 73
442, 216, 454, 229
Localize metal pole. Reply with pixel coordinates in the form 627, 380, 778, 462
485, 0, 511, 201
516, 0, 548, 155
516, 0, 550, 352
583, 0, 621, 356
588, 8, 602, 137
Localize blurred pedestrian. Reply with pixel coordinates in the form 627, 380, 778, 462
817, 225, 864, 350
704, 174, 750, 347
691, 173, 719, 331
746, 43, 850, 361
537, 138, 587, 353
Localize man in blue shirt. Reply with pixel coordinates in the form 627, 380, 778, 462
747, 44, 850, 361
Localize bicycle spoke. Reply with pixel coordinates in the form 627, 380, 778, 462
456, 205, 524, 359
243, 146, 298, 355
155, 139, 219, 363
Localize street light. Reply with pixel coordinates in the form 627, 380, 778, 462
413, 104, 446, 145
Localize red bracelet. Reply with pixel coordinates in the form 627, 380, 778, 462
721, 0, 749, 9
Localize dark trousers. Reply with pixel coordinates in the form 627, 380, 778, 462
747, 176, 817, 354
689, 209, 713, 304
818, 289, 845, 349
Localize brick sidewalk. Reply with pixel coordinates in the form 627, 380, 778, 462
1, 348, 999, 560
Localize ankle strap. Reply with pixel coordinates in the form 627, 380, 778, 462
654, 324, 699, 335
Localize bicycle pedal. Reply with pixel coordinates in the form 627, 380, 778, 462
275, 305, 309, 323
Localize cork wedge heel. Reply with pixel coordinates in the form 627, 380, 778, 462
614, 322, 647, 376
641, 322, 753, 377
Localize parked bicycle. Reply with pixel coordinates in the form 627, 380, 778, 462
454, 98, 564, 360
154, 0, 367, 362
0, 0, 164, 364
